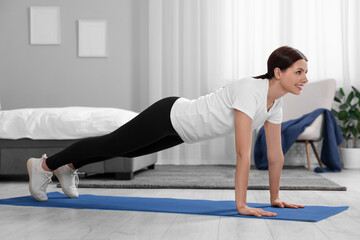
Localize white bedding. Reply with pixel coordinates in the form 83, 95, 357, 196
0, 107, 138, 140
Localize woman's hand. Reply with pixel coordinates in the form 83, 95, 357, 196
271, 199, 305, 209
237, 205, 277, 218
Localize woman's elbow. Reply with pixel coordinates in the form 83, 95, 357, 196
267, 154, 284, 165
236, 151, 251, 160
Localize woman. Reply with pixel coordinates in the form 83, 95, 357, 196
27, 46, 307, 217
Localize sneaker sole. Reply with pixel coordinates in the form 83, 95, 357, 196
53, 170, 79, 199
27, 159, 47, 202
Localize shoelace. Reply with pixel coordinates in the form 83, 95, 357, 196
70, 170, 79, 188
39, 172, 53, 192
39, 153, 52, 192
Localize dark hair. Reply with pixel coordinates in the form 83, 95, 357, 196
254, 46, 308, 79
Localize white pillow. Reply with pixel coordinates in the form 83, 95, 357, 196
0, 107, 138, 140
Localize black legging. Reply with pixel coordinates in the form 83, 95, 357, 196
46, 97, 184, 170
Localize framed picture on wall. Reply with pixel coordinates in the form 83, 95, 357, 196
30, 6, 61, 45
78, 19, 108, 58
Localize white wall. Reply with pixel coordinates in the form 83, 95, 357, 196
0, 0, 148, 112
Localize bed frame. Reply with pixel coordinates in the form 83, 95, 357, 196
0, 138, 157, 180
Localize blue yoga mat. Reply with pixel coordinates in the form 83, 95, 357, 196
0, 192, 348, 222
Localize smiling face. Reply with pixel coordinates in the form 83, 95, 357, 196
275, 59, 308, 95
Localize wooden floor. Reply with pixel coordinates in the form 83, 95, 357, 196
0, 169, 359, 240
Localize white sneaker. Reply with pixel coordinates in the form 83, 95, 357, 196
54, 165, 79, 198
27, 154, 53, 201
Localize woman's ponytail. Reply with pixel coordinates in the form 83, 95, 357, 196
253, 73, 270, 79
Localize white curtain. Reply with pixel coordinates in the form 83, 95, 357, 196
140, 0, 360, 165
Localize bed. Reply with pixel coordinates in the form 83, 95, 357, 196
0, 107, 157, 180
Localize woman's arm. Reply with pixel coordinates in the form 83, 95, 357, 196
234, 110, 276, 217
264, 120, 305, 208
263, 121, 284, 202
234, 110, 252, 208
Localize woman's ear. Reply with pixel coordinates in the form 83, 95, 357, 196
274, 67, 281, 80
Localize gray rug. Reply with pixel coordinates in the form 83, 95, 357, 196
65, 165, 346, 191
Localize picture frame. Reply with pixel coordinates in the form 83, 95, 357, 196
78, 19, 108, 58
30, 6, 61, 45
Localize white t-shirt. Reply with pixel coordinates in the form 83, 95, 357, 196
170, 77, 283, 143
